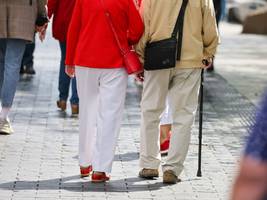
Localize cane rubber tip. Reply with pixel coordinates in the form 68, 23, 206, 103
197, 171, 202, 177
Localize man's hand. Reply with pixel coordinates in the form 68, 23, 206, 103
36, 23, 48, 33
36, 23, 48, 42
202, 57, 213, 69
65, 65, 75, 78
135, 71, 144, 82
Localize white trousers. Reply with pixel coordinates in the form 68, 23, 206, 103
160, 97, 173, 125
140, 68, 201, 177
76, 66, 128, 173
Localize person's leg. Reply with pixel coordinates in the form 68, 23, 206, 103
139, 69, 170, 172
160, 98, 173, 141
20, 46, 26, 74
92, 68, 128, 174
70, 77, 79, 115
208, 0, 222, 72
76, 66, 99, 168
24, 37, 36, 75
0, 39, 7, 96
1, 39, 26, 109
216, 0, 222, 26
57, 42, 70, 110
160, 99, 173, 127
159, 98, 172, 154
0, 39, 26, 134
221, 0, 226, 20
163, 68, 201, 180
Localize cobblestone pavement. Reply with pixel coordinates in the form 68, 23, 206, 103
215, 22, 267, 105
0, 23, 266, 200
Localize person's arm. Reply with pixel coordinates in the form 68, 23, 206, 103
231, 157, 267, 200
231, 92, 267, 200
202, 0, 219, 59
37, 0, 48, 17
65, 0, 82, 67
47, 0, 58, 19
127, 0, 144, 45
134, 0, 151, 64
36, 0, 48, 41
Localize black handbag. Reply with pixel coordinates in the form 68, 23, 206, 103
144, 0, 188, 71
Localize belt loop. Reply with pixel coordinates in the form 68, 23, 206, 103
29, 0, 32, 5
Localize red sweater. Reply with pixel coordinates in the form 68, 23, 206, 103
47, 0, 76, 42
65, 0, 144, 68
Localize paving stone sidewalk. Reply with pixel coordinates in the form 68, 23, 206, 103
0, 23, 265, 200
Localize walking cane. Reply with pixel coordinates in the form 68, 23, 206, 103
197, 69, 204, 177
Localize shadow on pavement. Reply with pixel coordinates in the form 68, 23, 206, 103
0, 175, 169, 192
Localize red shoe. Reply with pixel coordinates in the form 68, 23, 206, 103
80, 165, 92, 178
160, 130, 171, 155
91, 172, 110, 183
160, 139, 170, 155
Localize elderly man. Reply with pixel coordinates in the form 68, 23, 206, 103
0, 0, 47, 134
136, 0, 219, 184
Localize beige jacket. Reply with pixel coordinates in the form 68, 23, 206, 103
135, 0, 219, 68
0, 0, 47, 42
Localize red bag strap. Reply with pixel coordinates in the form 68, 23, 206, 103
99, 0, 126, 55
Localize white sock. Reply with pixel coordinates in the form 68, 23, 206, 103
0, 107, 10, 120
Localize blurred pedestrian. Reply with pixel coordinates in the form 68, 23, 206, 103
208, 0, 223, 72
20, 35, 36, 75
65, 0, 143, 182
221, 0, 226, 20
231, 91, 267, 200
0, 0, 48, 134
136, 0, 219, 184
48, 0, 79, 115
213, 0, 222, 26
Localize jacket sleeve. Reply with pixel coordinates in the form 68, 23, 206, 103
37, 0, 47, 16
134, 0, 151, 64
65, 0, 82, 66
127, 0, 144, 45
47, 0, 58, 19
202, 0, 219, 59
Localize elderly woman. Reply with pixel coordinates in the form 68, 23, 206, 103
0, 0, 47, 134
65, 0, 143, 182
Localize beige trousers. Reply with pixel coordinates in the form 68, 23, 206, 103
139, 68, 201, 177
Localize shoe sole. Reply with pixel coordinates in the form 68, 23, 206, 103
163, 173, 181, 184
80, 173, 90, 178
0, 131, 12, 135
163, 178, 181, 184
139, 173, 159, 179
91, 179, 108, 183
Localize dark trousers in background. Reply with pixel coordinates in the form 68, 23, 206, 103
58, 42, 79, 105
21, 34, 36, 75
208, 0, 222, 72
21, 41, 35, 68
213, 0, 222, 26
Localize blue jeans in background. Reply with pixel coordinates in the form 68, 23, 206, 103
58, 42, 79, 105
0, 39, 27, 108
